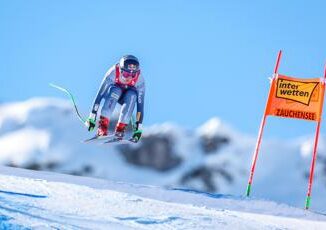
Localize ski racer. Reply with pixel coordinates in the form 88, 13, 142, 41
85, 55, 145, 142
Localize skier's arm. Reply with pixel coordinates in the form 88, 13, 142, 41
86, 66, 115, 131
91, 78, 108, 115
90, 66, 115, 115
135, 77, 145, 128
130, 79, 145, 142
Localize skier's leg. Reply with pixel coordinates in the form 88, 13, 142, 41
101, 85, 123, 118
115, 89, 137, 137
97, 85, 122, 136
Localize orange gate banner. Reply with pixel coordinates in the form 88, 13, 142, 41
266, 74, 325, 122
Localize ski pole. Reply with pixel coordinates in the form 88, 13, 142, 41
49, 83, 87, 125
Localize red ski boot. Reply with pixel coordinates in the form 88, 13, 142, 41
97, 116, 109, 136
115, 122, 127, 139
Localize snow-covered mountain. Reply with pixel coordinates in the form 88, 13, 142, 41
1, 166, 326, 229
1, 98, 326, 212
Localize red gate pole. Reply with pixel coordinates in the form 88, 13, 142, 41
305, 65, 326, 209
246, 50, 282, 196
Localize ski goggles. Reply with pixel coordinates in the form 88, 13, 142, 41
121, 68, 139, 78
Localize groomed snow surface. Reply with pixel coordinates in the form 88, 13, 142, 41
0, 166, 326, 230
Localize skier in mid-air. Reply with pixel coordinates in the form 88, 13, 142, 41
85, 55, 145, 142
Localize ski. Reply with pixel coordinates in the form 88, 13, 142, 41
102, 137, 138, 144
83, 133, 116, 143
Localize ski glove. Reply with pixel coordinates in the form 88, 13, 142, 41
132, 123, 143, 142
85, 112, 97, 131
132, 130, 142, 142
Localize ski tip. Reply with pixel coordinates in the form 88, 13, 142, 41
83, 135, 102, 143
83, 133, 116, 143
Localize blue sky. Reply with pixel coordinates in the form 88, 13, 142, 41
1, 0, 325, 138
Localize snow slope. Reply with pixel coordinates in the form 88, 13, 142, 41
1, 98, 326, 212
1, 166, 326, 229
